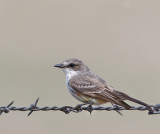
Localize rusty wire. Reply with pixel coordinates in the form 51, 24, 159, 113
0, 98, 160, 116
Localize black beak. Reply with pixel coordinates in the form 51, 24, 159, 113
54, 64, 64, 68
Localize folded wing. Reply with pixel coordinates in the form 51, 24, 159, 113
68, 73, 131, 109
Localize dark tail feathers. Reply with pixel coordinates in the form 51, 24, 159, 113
115, 90, 153, 112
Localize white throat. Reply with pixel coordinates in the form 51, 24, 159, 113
63, 68, 79, 81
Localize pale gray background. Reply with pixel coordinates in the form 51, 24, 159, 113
0, 0, 160, 134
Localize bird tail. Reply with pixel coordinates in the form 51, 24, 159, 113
114, 90, 153, 112
116, 101, 131, 110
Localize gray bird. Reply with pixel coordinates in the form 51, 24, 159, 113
54, 58, 153, 113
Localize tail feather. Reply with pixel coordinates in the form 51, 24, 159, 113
116, 101, 131, 110
114, 90, 153, 112
125, 96, 152, 111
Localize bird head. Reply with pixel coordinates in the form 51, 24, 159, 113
54, 58, 89, 75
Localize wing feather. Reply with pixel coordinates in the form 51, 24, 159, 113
68, 73, 120, 102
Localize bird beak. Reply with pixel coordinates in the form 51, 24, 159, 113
54, 64, 64, 68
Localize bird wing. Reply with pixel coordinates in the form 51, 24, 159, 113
68, 72, 152, 111
68, 73, 121, 103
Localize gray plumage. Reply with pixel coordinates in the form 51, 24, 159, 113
54, 58, 153, 112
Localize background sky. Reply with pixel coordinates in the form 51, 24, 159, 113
0, 0, 160, 134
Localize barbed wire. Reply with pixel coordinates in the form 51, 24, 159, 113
0, 98, 160, 116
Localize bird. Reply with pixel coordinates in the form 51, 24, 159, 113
54, 58, 153, 113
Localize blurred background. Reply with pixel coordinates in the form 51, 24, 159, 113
0, 0, 160, 134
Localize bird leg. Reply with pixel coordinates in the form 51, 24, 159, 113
74, 103, 87, 112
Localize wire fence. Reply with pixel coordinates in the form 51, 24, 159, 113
0, 98, 160, 116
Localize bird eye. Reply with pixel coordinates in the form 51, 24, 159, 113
69, 63, 75, 67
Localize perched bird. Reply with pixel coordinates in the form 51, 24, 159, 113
54, 58, 153, 113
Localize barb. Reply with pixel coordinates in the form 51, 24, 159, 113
0, 98, 159, 116
28, 98, 39, 116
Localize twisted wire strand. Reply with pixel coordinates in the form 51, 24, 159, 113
0, 98, 160, 116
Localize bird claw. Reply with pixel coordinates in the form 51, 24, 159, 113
74, 103, 87, 112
